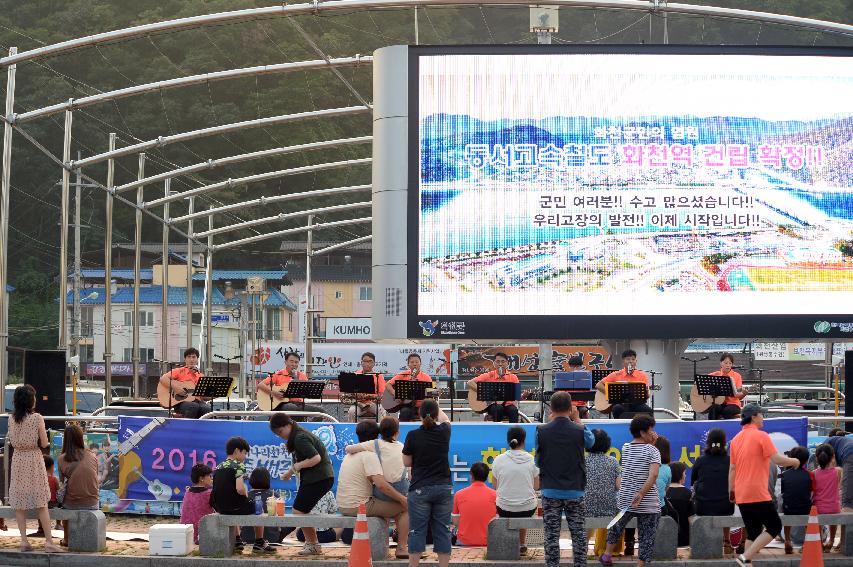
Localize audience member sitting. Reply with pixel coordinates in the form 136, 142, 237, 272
282, 492, 352, 544
337, 420, 409, 559
58, 424, 100, 547
240, 467, 280, 545
210, 436, 274, 553
452, 462, 496, 546
691, 428, 735, 553
780, 445, 813, 554
665, 462, 693, 547
344, 416, 409, 557
180, 463, 214, 544
492, 426, 539, 555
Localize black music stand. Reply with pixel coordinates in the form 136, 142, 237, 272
694, 374, 735, 418
606, 382, 649, 419
393, 379, 430, 409
283, 381, 327, 415
192, 375, 233, 402
476, 381, 516, 405
591, 369, 612, 388
339, 372, 379, 422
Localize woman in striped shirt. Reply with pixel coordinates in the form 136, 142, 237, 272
600, 415, 661, 567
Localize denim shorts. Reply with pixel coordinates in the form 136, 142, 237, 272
407, 484, 453, 554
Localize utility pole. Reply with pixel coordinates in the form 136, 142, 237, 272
72, 152, 82, 359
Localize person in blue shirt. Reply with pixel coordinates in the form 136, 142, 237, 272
536, 391, 595, 567
825, 432, 853, 511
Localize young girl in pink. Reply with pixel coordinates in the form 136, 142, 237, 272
813, 444, 842, 552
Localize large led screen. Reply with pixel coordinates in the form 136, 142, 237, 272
408, 46, 853, 340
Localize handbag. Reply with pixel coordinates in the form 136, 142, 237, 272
371, 439, 409, 502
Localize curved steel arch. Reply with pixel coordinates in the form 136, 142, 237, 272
15, 56, 372, 124
115, 136, 371, 194
145, 158, 371, 209
213, 216, 372, 251
170, 184, 372, 223
73, 106, 370, 169
194, 200, 371, 238
1, 0, 851, 67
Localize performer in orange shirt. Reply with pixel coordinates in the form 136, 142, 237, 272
387, 353, 434, 422
258, 352, 325, 418
158, 347, 212, 418
466, 352, 519, 423
346, 351, 387, 422
708, 353, 748, 420
595, 349, 652, 418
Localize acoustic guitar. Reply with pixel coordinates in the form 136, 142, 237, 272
467, 381, 520, 414
594, 382, 662, 413
690, 383, 758, 414
381, 383, 443, 413
157, 379, 204, 409
256, 384, 294, 412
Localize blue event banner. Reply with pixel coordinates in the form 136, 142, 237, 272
118, 416, 807, 504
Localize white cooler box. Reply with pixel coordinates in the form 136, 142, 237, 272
149, 523, 194, 556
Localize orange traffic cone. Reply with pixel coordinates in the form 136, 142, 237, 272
801, 505, 824, 567
348, 502, 373, 567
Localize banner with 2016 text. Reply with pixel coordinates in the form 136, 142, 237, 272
118, 416, 806, 505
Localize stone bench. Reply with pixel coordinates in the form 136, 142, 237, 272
487, 515, 678, 561
0, 506, 106, 552
690, 513, 853, 559
199, 513, 388, 559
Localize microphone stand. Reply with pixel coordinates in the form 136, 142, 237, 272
681, 356, 708, 418
167, 362, 175, 418
536, 367, 553, 423
645, 369, 660, 410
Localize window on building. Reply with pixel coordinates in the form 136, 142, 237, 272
124, 310, 154, 327
288, 311, 293, 332
359, 286, 372, 301
78, 344, 94, 363
123, 348, 155, 362
335, 290, 343, 300
266, 308, 281, 341
80, 306, 94, 338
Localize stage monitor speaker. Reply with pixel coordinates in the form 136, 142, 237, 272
846, 350, 853, 433
23, 349, 67, 420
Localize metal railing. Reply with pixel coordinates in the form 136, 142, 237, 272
199, 410, 338, 422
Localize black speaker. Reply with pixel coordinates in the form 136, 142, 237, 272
846, 350, 853, 433
23, 350, 67, 419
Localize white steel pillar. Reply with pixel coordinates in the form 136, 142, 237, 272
132, 153, 145, 396
0, 46, 17, 394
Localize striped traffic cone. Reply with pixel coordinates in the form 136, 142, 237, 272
348, 502, 373, 567
801, 505, 824, 567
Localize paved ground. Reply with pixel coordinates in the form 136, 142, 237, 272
0, 516, 842, 562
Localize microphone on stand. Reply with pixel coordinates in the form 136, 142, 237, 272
626, 363, 635, 376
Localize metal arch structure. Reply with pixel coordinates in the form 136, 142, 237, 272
0, 2, 851, 398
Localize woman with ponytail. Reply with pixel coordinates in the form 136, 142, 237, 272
691, 428, 736, 554
492, 426, 539, 554
402, 399, 452, 567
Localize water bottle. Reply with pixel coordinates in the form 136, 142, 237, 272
254, 493, 263, 515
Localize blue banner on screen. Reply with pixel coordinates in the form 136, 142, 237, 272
410, 46, 853, 339
118, 416, 806, 503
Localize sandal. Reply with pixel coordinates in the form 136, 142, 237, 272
20, 542, 33, 552
45, 543, 64, 553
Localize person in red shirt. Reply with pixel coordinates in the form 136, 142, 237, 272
708, 353, 748, 420
452, 462, 496, 546
158, 347, 212, 418
387, 353, 434, 422
346, 351, 387, 422
595, 349, 652, 418
467, 352, 519, 423
258, 352, 325, 418
729, 404, 799, 565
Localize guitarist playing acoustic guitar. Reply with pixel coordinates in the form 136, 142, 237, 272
706, 353, 748, 420
385, 353, 435, 422
257, 351, 325, 416
466, 352, 519, 423
157, 347, 212, 418
595, 348, 653, 418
